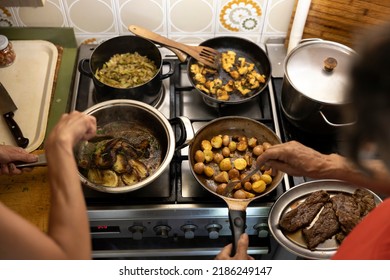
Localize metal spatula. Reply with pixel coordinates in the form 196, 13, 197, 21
128, 25, 220, 69
222, 166, 262, 197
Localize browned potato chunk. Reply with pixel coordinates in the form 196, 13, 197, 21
193, 162, 205, 175
233, 189, 247, 199
204, 149, 214, 162
260, 174, 272, 184
213, 153, 224, 164
222, 146, 231, 157
194, 150, 205, 163
233, 158, 247, 170
219, 158, 232, 171
243, 190, 256, 198
211, 135, 223, 149
244, 154, 253, 166
228, 168, 240, 179
252, 145, 264, 156
251, 173, 262, 182
214, 171, 229, 183
201, 140, 212, 150
222, 135, 230, 146
237, 140, 248, 152
204, 166, 214, 177
248, 137, 258, 148
228, 141, 237, 152
243, 181, 252, 191
264, 168, 273, 176
262, 142, 272, 151
252, 180, 266, 193
216, 183, 227, 195
240, 173, 251, 183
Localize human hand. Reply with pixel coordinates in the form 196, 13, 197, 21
0, 145, 38, 175
256, 140, 331, 178
45, 111, 97, 152
215, 233, 254, 260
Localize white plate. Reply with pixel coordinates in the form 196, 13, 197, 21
268, 179, 382, 259
0, 40, 58, 152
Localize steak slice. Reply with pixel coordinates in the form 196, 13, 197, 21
279, 190, 330, 232
302, 202, 340, 250
331, 193, 361, 234
353, 188, 376, 216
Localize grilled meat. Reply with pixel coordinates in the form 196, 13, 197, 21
331, 193, 361, 234
279, 190, 330, 232
302, 202, 340, 250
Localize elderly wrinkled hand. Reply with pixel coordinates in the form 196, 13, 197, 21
256, 140, 334, 178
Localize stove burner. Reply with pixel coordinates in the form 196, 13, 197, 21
91, 85, 166, 109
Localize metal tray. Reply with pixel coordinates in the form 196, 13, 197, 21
268, 179, 382, 259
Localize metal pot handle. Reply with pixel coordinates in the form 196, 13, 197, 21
319, 110, 356, 127
78, 58, 93, 78
161, 60, 175, 80
169, 116, 194, 150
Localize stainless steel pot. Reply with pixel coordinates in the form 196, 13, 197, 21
281, 39, 357, 134
78, 99, 192, 193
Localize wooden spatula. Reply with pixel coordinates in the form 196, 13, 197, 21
129, 25, 220, 69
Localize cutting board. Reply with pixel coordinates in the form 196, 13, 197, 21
0, 40, 58, 152
287, 0, 390, 49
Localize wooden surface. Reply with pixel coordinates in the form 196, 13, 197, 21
0, 150, 50, 232
287, 0, 390, 49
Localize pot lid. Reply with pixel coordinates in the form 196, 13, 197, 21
284, 40, 357, 104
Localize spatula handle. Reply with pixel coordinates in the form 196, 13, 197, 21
3, 112, 29, 148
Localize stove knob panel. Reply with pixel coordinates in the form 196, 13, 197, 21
253, 223, 269, 238
154, 225, 171, 238
180, 224, 198, 239
129, 225, 146, 241
206, 223, 223, 240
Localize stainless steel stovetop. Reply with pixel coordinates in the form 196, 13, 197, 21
70, 44, 291, 259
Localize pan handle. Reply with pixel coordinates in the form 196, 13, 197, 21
169, 116, 194, 150
78, 58, 93, 78
228, 209, 246, 257
161, 60, 175, 80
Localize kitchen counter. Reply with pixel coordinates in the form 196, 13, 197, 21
0, 150, 50, 232
0, 28, 78, 232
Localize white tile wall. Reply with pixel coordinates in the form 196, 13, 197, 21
0, 0, 294, 45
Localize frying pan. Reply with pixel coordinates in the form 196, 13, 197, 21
187, 36, 272, 105
188, 116, 284, 255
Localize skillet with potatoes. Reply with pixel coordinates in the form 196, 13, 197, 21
188, 116, 284, 255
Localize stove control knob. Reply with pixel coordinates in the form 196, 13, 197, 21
129, 225, 146, 241
154, 225, 171, 238
205, 223, 223, 240
254, 223, 269, 238
180, 224, 198, 239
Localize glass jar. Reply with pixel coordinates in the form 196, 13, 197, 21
0, 35, 16, 67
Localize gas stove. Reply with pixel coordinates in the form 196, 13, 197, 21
70, 43, 293, 259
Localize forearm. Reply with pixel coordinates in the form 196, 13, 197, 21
323, 153, 390, 196
46, 142, 91, 259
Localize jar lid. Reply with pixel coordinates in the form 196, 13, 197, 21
284, 40, 357, 105
0, 35, 9, 50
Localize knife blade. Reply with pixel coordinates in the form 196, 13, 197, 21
14, 153, 47, 168
0, 82, 29, 148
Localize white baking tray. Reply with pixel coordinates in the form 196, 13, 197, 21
0, 40, 58, 152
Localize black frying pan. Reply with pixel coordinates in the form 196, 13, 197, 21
188, 116, 284, 256
187, 36, 272, 105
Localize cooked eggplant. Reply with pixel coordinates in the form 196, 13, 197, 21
129, 159, 149, 179
87, 169, 119, 187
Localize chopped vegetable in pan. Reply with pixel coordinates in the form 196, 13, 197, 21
95, 52, 158, 88
190, 50, 266, 101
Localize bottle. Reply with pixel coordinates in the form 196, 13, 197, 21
0, 35, 16, 67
